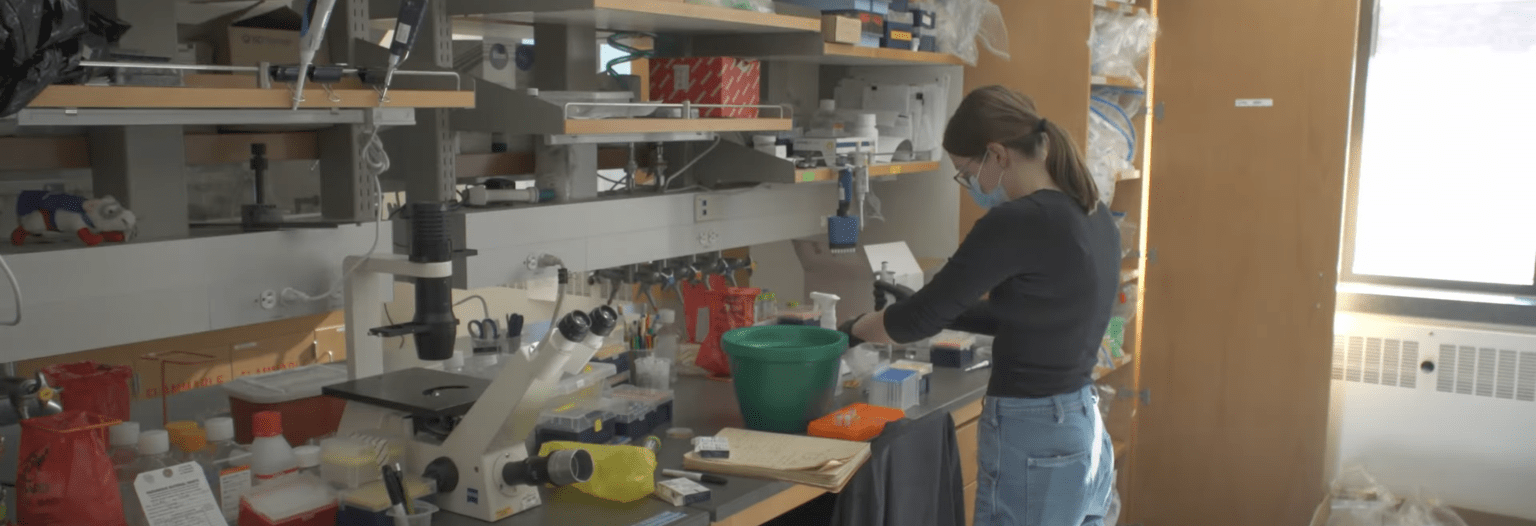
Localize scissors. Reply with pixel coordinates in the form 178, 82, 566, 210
468, 318, 500, 341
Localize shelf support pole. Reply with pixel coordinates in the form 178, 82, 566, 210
398, 0, 458, 204
531, 22, 602, 202
86, 0, 185, 239
319, 0, 375, 222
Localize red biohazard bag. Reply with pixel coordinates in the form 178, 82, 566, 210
41, 361, 134, 422
696, 287, 761, 377
17, 411, 126, 526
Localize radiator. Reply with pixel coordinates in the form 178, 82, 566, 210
1331, 312, 1536, 520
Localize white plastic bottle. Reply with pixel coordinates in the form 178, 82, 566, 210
294, 445, 321, 478
205, 417, 251, 524
108, 422, 140, 526
654, 308, 682, 384
128, 430, 174, 526
809, 99, 846, 137
249, 411, 298, 483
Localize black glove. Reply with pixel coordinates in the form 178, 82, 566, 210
873, 280, 916, 311
838, 313, 867, 348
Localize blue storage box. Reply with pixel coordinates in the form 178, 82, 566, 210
882, 21, 915, 50
918, 35, 938, 52
912, 9, 936, 29
931, 347, 977, 368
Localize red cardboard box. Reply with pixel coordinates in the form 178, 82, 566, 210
649, 57, 761, 118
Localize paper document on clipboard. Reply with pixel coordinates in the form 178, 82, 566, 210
683, 428, 871, 491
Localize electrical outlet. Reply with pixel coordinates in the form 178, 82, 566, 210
695, 194, 720, 222
257, 290, 279, 310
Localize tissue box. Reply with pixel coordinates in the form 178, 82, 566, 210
649, 57, 761, 118
655, 478, 711, 506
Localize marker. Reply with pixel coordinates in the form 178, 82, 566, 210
661, 468, 728, 485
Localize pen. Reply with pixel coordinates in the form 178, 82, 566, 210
396, 463, 414, 514
661, 468, 729, 485
382, 465, 410, 526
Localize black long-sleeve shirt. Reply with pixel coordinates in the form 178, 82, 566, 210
883, 190, 1121, 399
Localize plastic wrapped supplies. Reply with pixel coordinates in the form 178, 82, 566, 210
686, 0, 773, 13
1309, 466, 1471, 526
1088, 86, 1145, 206
935, 0, 1010, 65
0, 0, 128, 118
1089, 8, 1158, 87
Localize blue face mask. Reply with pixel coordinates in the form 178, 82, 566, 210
965, 153, 1009, 209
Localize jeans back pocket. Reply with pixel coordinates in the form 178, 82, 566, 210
1025, 449, 1096, 525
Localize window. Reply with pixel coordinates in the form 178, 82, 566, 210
1344, 0, 1536, 294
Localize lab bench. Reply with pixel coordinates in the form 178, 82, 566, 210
433, 365, 990, 526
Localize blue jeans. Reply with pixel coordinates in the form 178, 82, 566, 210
974, 385, 1115, 526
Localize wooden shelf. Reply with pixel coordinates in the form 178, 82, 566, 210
662, 35, 964, 66
1093, 353, 1134, 380
1094, 0, 1148, 15
561, 117, 791, 135
28, 84, 474, 110
819, 44, 966, 66
792, 161, 945, 183
460, 0, 820, 34
1091, 75, 1142, 88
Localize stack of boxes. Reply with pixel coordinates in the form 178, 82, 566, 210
532, 362, 677, 449
797, 0, 940, 52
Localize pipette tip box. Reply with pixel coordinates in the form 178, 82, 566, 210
930, 332, 978, 368
867, 367, 920, 410
808, 403, 905, 441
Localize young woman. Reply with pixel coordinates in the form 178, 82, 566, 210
844, 85, 1120, 525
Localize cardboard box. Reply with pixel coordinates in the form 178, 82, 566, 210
649, 57, 761, 118
185, 5, 329, 67
822, 15, 863, 44
825, 10, 885, 35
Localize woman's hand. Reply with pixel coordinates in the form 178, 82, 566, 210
842, 310, 896, 346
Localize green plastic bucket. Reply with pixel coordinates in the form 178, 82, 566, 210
722, 325, 846, 434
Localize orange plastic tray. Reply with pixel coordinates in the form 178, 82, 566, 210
807, 403, 905, 441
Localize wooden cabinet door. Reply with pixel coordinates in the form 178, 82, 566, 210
1126, 0, 1358, 524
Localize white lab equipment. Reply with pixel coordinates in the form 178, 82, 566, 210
810, 292, 841, 330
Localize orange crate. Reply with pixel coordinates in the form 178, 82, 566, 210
807, 403, 905, 441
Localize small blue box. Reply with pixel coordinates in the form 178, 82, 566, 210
932, 346, 976, 368
918, 35, 938, 52
859, 32, 882, 48
912, 9, 936, 29
882, 21, 915, 50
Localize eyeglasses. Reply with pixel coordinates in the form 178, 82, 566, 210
952, 169, 975, 190
952, 154, 985, 190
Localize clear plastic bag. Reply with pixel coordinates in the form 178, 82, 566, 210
935, 0, 1010, 66
1312, 466, 1472, 526
686, 0, 773, 13
1089, 9, 1159, 87
1087, 86, 1144, 205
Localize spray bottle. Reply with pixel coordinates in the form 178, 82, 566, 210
810, 292, 840, 330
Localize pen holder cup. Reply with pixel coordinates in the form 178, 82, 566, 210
385, 500, 438, 526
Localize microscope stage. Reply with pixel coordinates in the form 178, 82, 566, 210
322, 367, 490, 417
